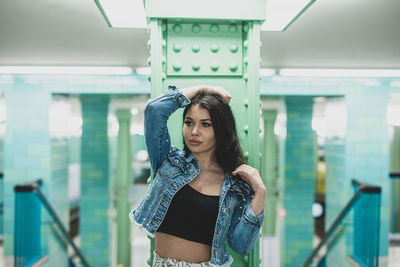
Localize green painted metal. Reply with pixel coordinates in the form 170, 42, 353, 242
145, 0, 266, 21
282, 0, 317, 31
390, 126, 400, 233
145, 1, 265, 264
115, 109, 132, 267
260, 110, 278, 235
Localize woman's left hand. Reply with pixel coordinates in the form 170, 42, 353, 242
232, 164, 266, 193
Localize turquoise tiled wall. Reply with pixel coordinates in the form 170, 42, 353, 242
282, 96, 315, 267
80, 95, 110, 267
3, 85, 52, 256
345, 85, 390, 258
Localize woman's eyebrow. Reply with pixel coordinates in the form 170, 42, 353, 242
185, 116, 211, 122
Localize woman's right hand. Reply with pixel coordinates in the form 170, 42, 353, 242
181, 85, 231, 104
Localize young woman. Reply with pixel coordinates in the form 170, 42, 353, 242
130, 85, 266, 267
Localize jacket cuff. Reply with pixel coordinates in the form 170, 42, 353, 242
169, 85, 191, 107
242, 204, 264, 228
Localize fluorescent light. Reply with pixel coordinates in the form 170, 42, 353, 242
0, 66, 133, 75
262, 0, 316, 31
390, 81, 400, 87
279, 68, 400, 78
260, 68, 276, 76
95, 0, 146, 28
135, 67, 151, 75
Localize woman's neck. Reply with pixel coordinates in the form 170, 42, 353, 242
193, 151, 221, 173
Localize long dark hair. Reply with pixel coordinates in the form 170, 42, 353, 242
183, 93, 246, 173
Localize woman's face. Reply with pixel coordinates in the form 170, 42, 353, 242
183, 104, 216, 157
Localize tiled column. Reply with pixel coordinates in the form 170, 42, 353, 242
80, 95, 110, 267
325, 84, 390, 266
3, 88, 52, 256
282, 96, 315, 267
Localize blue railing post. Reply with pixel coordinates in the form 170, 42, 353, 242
14, 180, 43, 267
352, 181, 381, 267
304, 180, 381, 267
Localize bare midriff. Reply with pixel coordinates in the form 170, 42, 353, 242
155, 232, 212, 263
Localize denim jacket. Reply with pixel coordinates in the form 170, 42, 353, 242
129, 86, 264, 267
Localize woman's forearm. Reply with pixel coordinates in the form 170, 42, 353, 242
250, 187, 266, 216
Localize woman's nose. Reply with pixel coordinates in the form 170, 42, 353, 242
192, 125, 199, 135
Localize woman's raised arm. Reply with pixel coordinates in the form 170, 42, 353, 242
144, 86, 191, 174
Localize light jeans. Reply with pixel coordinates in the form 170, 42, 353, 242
152, 251, 213, 267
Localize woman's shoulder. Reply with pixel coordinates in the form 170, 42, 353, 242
164, 145, 196, 164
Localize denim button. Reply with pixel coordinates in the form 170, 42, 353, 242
172, 182, 179, 189
222, 208, 226, 212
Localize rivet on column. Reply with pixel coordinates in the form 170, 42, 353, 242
244, 125, 249, 133
210, 63, 219, 72
243, 41, 248, 49
162, 72, 166, 81
192, 23, 201, 33
243, 73, 248, 81
210, 44, 219, 53
147, 40, 151, 49
229, 64, 238, 72
229, 44, 238, 53
244, 57, 249, 65
243, 99, 248, 108
210, 23, 219, 33
192, 44, 200, 53
228, 24, 238, 33
173, 44, 182, 53
192, 63, 200, 71
172, 24, 182, 33
173, 63, 182, 72
162, 56, 166, 65
147, 57, 151, 66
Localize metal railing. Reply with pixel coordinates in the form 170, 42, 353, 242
14, 179, 90, 267
303, 179, 381, 267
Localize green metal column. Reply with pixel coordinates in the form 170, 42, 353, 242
115, 109, 132, 267
390, 126, 400, 233
144, 1, 266, 266
261, 110, 278, 235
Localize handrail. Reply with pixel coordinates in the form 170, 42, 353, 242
303, 179, 381, 267
14, 179, 90, 267
390, 172, 400, 178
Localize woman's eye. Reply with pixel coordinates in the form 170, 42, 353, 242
184, 121, 193, 126
202, 122, 211, 127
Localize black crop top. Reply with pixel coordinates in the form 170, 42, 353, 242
156, 184, 220, 246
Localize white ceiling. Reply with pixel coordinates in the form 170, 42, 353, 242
0, 0, 399, 69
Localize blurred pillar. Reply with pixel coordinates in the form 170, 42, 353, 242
390, 126, 400, 233
80, 94, 110, 267
282, 96, 315, 267
261, 110, 278, 235
260, 110, 278, 267
115, 109, 132, 267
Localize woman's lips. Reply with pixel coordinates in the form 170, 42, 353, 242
189, 140, 201, 146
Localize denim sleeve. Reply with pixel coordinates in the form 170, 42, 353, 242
144, 85, 191, 174
227, 195, 265, 255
